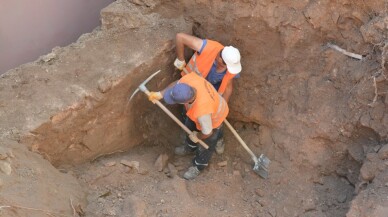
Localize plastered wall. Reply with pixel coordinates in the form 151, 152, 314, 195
0, 0, 113, 74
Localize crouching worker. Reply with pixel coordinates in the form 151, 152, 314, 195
148, 72, 229, 180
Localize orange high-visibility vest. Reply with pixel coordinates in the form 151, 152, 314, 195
179, 72, 229, 130
184, 39, 236, 95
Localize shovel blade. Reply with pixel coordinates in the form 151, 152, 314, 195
253, 163, 269, 179
253, 154, 271, 179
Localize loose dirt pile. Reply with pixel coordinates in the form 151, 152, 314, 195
0, 0, 387, 216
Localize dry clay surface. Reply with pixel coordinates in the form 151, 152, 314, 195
74, 128, 355, 217
0, 0, 387, 217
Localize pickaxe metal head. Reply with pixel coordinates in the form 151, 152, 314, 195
128, 70, 161, 101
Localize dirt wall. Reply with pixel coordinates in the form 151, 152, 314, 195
0, 3, 190, 215
141, 0, 387, 216
0, 0, 387, 216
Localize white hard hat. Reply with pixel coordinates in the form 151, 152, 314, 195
221, 46, 242, 74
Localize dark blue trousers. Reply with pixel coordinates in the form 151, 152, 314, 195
184, 118, 223, 170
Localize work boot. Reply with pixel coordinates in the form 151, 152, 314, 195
215, 138, 225, 154
183, 166, 200, 180
174, 144, 195, 156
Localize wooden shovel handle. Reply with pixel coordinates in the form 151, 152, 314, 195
224, 119, 257, 162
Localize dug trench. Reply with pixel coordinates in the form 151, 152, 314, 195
0, 1, 387, 217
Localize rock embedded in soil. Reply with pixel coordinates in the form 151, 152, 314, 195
120, 159, 140, 171
0, 148, 9, 160
337, 194, 347, 203
166, 163, 177, 178
256, 198, 269, 207
217, 160, 228, 167
378, 144, 388, 160
0, 161, 12, 175
154, 154, 169, 172
360, 161, 377, 182
97, 77, 112, 93
255, 188, 265, 197
303, 198, 316, 211
104, 161, 116, 167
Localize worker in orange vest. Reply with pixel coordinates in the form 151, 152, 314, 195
173, 32, 242, 154
148, 72, 229, 180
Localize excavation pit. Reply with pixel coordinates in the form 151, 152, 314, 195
0, 1, 387, 217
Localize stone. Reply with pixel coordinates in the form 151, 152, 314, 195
50, 110, 72, 124
0, 161, 11, 175
217, 161, 228, 167
138, 169, 149, 175
347, 144, 364, 162
312, 176, 324, 185
7, 150, 14, 158
303, 198, 316, 211
104, 161, 116, 167
97, 77, 112, 93
120, 160, 140, 171
166, 163, 177, 178
359, 113, 371, 127
378, 144, 388, 160
366, 153, 379, 161
269, 207, 277, 217
337, 194, 347, 203
360, 161, 377, 182
373, 145, 381, 153
255, 189, 265, 197
40, 52, 57, 62
256, 198, 269, 207
233, 122, 244, 131
0, 147, 12, 160
154, 154, 169, 172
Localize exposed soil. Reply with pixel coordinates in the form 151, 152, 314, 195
72, 127, 355, 217
0, 0, 387, 217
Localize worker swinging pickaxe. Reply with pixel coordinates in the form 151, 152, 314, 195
129, 70, 209, 150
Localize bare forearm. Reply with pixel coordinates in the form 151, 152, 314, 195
175, 33, 186, 60
175, 33, 203, 61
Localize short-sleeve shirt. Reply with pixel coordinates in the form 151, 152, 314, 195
198, 39, 240, 91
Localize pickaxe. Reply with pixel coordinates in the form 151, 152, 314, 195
129, 70, 209, 149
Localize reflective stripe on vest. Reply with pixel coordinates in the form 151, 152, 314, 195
212, 94, 227, 125
187, 54, 202, 76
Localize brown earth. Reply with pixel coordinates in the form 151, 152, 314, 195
0, 0, 387, 217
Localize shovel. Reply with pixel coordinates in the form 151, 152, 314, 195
224, 120, 270, 178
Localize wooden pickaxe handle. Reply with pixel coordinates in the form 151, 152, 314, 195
133, 70, 209, 149
151, 98, 209, 149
